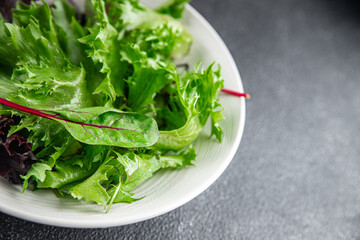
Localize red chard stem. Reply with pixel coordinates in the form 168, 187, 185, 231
0, 97, 128, 131
221, 88, 250, 99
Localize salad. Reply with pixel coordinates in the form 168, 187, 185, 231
0, 0, 230, 211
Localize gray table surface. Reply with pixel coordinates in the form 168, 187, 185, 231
2, 0, 360, 239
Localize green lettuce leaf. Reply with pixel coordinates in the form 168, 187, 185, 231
106, 0, 192, 59
21, 136, 80, 191
37, 161, 96, 188
52, 0, 87, 65
50, 106, 160, 147
0, 70, 15, 99
106, 183, 138, 208
79, 0, 125, 104
159, 147, 196, 168
155, 63, 224, 150
69, 163, 113, 206
112, 151, 161, 191
3, 1, 90, 110
34, 145, 109, 188
11, 1, 63, 60
156, 0, 189, 19
127, 64, 176, 111
105, 151, 161, 208
118, 42, 175, 111
0, 16, 17, 68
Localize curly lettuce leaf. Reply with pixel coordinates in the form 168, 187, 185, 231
159, 147, 196, 168
126, 63, 176, 111
105, 151, 161, 207
21, 163, 52, 191
37, 160, 98, 189
33, 145, 108, 188
0, 16, 18, 68
156, 0, 189, 19
11, 0, 61, 55
113, 151, 161, 191
33, 147, 162, 208
155, 63, 224, 150
106, 0, 192, 59
52, 0, 106, 105
0, 70, 15, 99
21, 136, 78, 191
8, 62, 88, 110
69, 163, 113, 206
79, 0, 126, 105
106, 183, 137, 208
3, 2, 90, 110
52, 0, 87, 65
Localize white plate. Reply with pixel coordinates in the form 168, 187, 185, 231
0, 1, 246, 228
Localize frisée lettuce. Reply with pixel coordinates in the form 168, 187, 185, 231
0, 0, 225, 211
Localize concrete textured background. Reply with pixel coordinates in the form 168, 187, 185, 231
2, 0, 360, 239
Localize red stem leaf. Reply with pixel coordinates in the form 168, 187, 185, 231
221, 88, 250, 99
0, 97, 132, 131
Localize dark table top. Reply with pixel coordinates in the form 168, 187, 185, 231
2, 0, 360, 239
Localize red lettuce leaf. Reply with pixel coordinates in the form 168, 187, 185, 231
0, 115, 38, 184
0, 0, 31, 22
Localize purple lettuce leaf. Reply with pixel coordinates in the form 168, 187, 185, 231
0, 115, 38, 184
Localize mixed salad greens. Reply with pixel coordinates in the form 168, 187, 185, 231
0, 0, 226, 210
